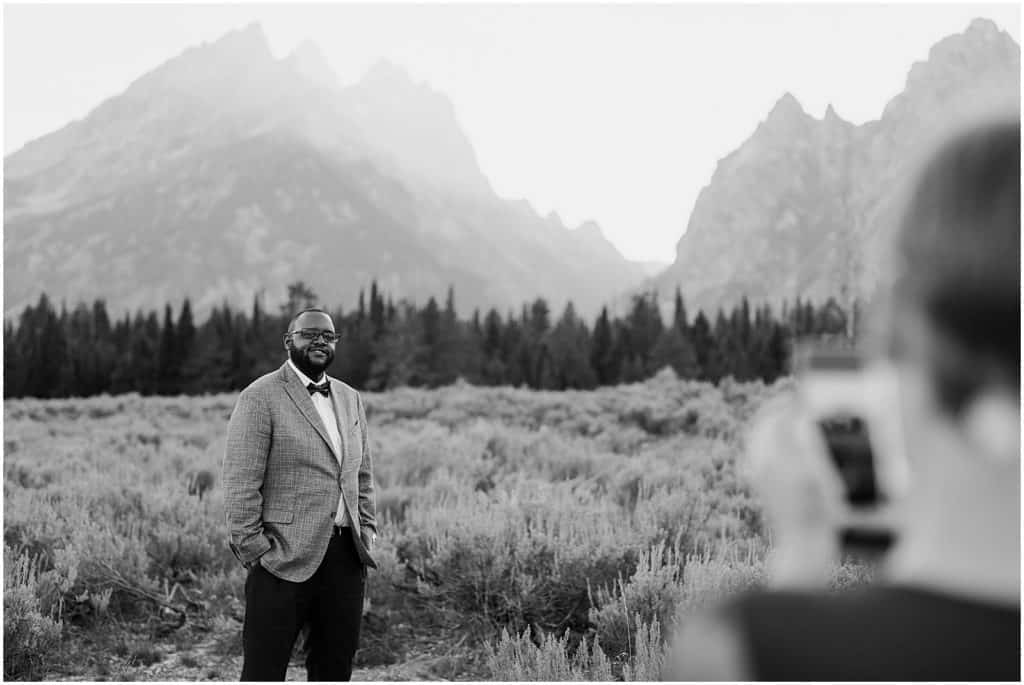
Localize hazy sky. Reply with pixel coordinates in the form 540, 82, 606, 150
4, 3, 1020, 262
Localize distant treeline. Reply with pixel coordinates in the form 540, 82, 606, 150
3, 281, 856, 399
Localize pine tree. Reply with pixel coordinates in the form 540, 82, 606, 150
416, 296, 443, 386
590, 307, 616, 385
691, 311, 714, 381
3, 318, 21, 397
435, 286, 464, 385
369, 281, 386, 339
501, 315, 527, 387
625, 291, 664, 377
651, 324, 699, 379
544, 302, 596, 389
529, 298, 550, 337
177, 299, 198, 390
481, 309, 506, 385
130, 311, 162, 395
281, 281, 319, 317
55, 301, 75, 396
673, 287, 689, 333
158, 304, 178, 394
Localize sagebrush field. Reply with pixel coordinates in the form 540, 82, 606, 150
4, 370, 869, 680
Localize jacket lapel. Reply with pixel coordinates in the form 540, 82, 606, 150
329, 377, 349, 470
279, 363, 342, 465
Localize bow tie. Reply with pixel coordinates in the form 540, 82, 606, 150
307, 381, 330, 397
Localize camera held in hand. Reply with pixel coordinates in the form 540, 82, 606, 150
792, 341, 910, 560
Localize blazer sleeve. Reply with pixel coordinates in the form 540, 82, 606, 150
222, 386, 273, 565
356, 392, 378, 535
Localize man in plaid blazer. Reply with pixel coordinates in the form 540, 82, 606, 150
223, 307, 377, 681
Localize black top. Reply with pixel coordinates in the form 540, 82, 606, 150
723, 585, 1020, 681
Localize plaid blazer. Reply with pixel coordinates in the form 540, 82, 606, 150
222, 362, 378, 582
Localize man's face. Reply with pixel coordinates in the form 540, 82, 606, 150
285, 312, 338, 377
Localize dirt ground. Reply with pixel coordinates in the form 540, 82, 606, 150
42, 613, 489, 682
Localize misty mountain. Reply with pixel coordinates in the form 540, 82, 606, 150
4, 23, 646, 320
648, 18, 1020, 314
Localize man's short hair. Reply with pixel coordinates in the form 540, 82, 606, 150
287, 307, 333, 332
895, 118, 1020, 413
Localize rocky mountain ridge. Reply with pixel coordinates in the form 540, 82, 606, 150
4, 23, 645, 319
648, 18, 1020, 313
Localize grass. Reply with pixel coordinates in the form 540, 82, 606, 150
3, 370, 829, 680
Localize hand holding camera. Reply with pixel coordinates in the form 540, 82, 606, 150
745, 392, 845, 588
746, 344, 911, 588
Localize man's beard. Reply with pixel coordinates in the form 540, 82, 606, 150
289, 345, 334, 380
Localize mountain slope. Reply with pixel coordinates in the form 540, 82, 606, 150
4, 23, 645, 319
649, 18, 1020, 313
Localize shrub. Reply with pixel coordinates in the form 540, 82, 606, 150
589, 542, 683, 658
675, 554, 766, 617
831, 560, 876, 590
4, 548, 63, 680
621, 615, 664, 681
485, 626, 614, 681
397, 484, 634, 634
4, 375, 793, 681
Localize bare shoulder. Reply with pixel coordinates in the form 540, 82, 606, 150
662, 609, 751, 681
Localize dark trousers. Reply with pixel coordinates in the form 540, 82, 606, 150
241, 530, 365, 682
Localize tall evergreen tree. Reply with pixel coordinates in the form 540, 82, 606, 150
543, 302, 596, 389
690, 311, 714, 381
590, 307, 616, 385
673, 287, 689, 333
369, 281, 386, 339
281, 281, 319, 317
4, 319, 21, 397
177, 299, 198, 390
625, 292, 665, 378
480, 308, 506, 385
651, 324, 699, 379
158, 304, 178, 394
528, 298, 551, 337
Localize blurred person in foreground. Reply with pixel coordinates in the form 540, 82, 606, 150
663, 118, 1020, 680
223, 308, 377, 681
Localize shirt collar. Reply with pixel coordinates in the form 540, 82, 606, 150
287, 359, 326, 388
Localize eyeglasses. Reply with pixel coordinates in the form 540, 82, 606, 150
289, 329, 341, 344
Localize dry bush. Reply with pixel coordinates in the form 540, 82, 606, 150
485, 626, 614, 681
5, 376, 791, 680
588, 543, 684, 659
4, 547, 64, 680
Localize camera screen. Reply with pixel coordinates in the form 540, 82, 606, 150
816, 414, 880, 506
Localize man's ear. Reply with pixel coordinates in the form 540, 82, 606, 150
961, 390, 1020, 466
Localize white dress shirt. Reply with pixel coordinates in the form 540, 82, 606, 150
287, 359, 352, 528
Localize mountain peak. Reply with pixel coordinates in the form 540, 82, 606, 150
755, 91, 810, 138
822, 103, 852, 129
574, 220, 604, 238
545, 211, 566, 229
361, 59, 418, 89
926, 16, 1019, 65
770, 92, 805, 119
965, 17, 1003, 40
655, 17, 1019, 314
286, 38, 338, 89
891, 16, 1020, 119
207, 21, 272, 60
